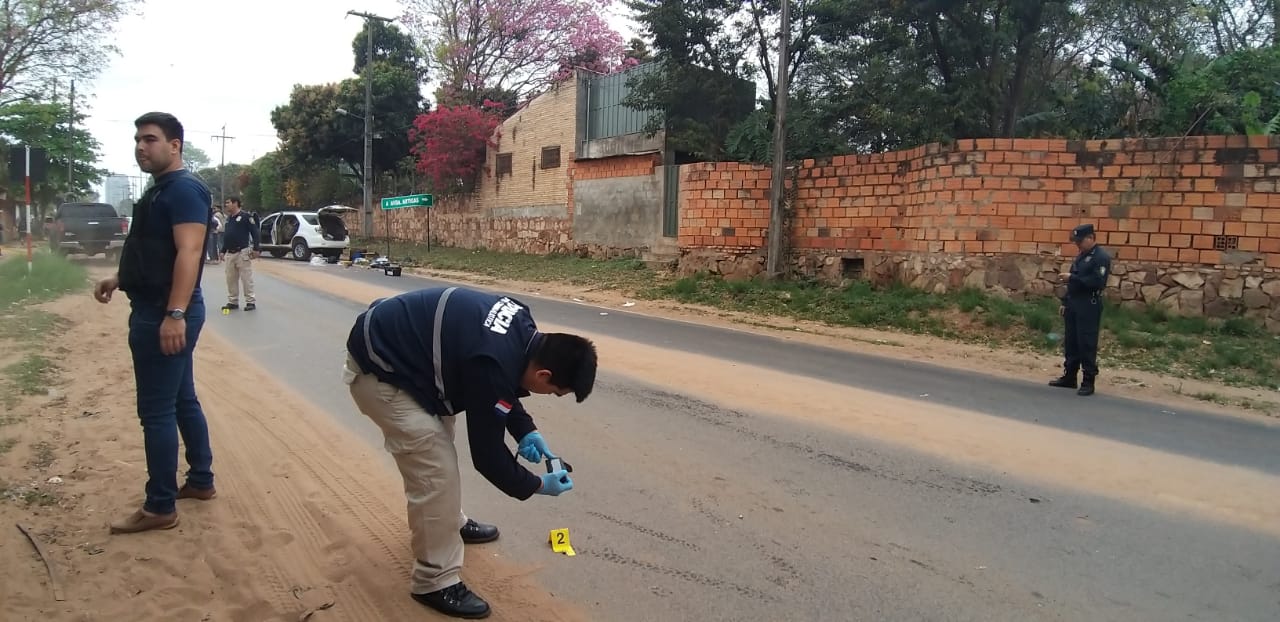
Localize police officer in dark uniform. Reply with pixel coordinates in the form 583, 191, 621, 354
343, 286, 597, 619
219, 198, 259, 311
1050, 224, 1111, 396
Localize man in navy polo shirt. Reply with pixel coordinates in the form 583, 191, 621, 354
94, 112, 217, 534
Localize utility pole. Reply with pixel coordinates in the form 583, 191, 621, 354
67, 79, 75, 199
212, 124, 235, 205
765, 0, 791, 278
347, 9, 395, 239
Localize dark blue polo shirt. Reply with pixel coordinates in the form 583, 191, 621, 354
135, 169, 212, 303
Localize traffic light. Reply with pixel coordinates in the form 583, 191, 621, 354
6, 147, 49, 183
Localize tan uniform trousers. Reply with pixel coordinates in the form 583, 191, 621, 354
224, 248, 255, 305
344, 354, 467, 595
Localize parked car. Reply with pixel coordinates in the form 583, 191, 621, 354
48, 202, 129, 257
258, 205, 356, 261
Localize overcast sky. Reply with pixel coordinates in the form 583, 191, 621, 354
83, 0, 637, 191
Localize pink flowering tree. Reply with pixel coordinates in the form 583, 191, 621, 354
408, 100, 506, 194
400, 0, 631, 106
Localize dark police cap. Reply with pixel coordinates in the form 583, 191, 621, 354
1071, 223, 1095, 241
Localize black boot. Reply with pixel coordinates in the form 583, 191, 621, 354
459, 518, 499, 544
1048, 373, 1077, 389
1077, 377, 1095, 396
412, 582, 491, 619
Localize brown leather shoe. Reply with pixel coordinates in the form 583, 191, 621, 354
110, 509, 179, 534
178, 484, 217, 500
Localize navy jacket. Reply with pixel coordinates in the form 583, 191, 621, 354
1065, 245, 1112, 300
347, 287, 543, 499
220, 210, 259, 253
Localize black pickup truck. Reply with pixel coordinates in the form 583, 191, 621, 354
48, 202, 129, 257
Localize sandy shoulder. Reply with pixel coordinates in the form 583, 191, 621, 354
0, 282, 582, 621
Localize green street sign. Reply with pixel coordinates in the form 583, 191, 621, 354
380, 194, 434, 210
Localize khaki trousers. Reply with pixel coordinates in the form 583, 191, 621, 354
344, 354, 467, 594
224, 249, 255, 305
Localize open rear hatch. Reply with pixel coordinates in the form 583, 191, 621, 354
317, 205, 356, 242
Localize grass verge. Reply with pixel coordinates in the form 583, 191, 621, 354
0, 251, 89, 309
358, 241, 1280, 389
4, 355, 58, 396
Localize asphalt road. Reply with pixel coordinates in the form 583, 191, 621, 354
199, 261, 1280, 621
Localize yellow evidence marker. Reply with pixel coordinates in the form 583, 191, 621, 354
222, 307, 230, 315
549, 528, 576, 556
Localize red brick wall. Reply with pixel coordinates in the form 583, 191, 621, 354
678, 136, 1280, 269
574, 154, 661, 180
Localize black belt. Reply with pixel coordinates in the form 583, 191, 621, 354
225, 246, 244, 253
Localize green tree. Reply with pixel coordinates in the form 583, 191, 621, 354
1157, 45, 1280, 135
623, 0, 767, 159
183, 143, 212, 171
271, 21, 425, 184
238, 152, 288, 212
194, 163, 248, 206
0, 101, 106, 210
0, 0, 133, 105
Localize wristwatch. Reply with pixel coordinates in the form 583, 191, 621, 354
168, 308, 186, 320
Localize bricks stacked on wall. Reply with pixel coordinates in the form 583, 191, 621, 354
675, 136, 1280, 328
679, 135, 1280, 266
575, 154, 661, 180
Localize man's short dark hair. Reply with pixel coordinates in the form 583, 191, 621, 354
226, 197, 242, 206
532, 333, 597, 402
134, 112, 185, 151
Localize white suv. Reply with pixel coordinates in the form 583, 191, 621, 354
258, 205, 356, 261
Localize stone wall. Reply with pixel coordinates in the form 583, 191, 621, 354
341, 194, 573, 255
676, 136, 1280, 328
681, 249, 1280, 331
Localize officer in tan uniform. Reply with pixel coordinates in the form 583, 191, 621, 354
219, 197, 259, 312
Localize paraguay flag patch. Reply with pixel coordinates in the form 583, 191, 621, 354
494, 400, 513, 415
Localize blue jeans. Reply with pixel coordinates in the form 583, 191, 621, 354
128, 297, 213, 514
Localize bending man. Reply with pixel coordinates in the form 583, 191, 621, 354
344, 286, 597, 619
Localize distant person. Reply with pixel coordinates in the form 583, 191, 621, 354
0, 219, 5, 255
206, 206, 224, 263
343, 286, 597, 619
1049, 223, 1112, 396
93, 111, 216, 534
219, 197, 259, 311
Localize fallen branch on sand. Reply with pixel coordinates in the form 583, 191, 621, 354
16, 523, 65, 601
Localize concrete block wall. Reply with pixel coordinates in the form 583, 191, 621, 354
572, 154, 672, 258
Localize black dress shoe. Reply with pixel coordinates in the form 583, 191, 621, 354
221, 303, 238, 311
1048, 375, 1077, 389
411, 582, 491, 619
244, 302, 256, 311
460, 518, 499, 544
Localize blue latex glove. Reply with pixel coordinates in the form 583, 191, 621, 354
518, 431, 556, 463
537, 470, 573, 496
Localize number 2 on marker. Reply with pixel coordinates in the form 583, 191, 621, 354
548, 528, 575, 556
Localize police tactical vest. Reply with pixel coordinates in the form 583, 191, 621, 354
117, 172, 187, 304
